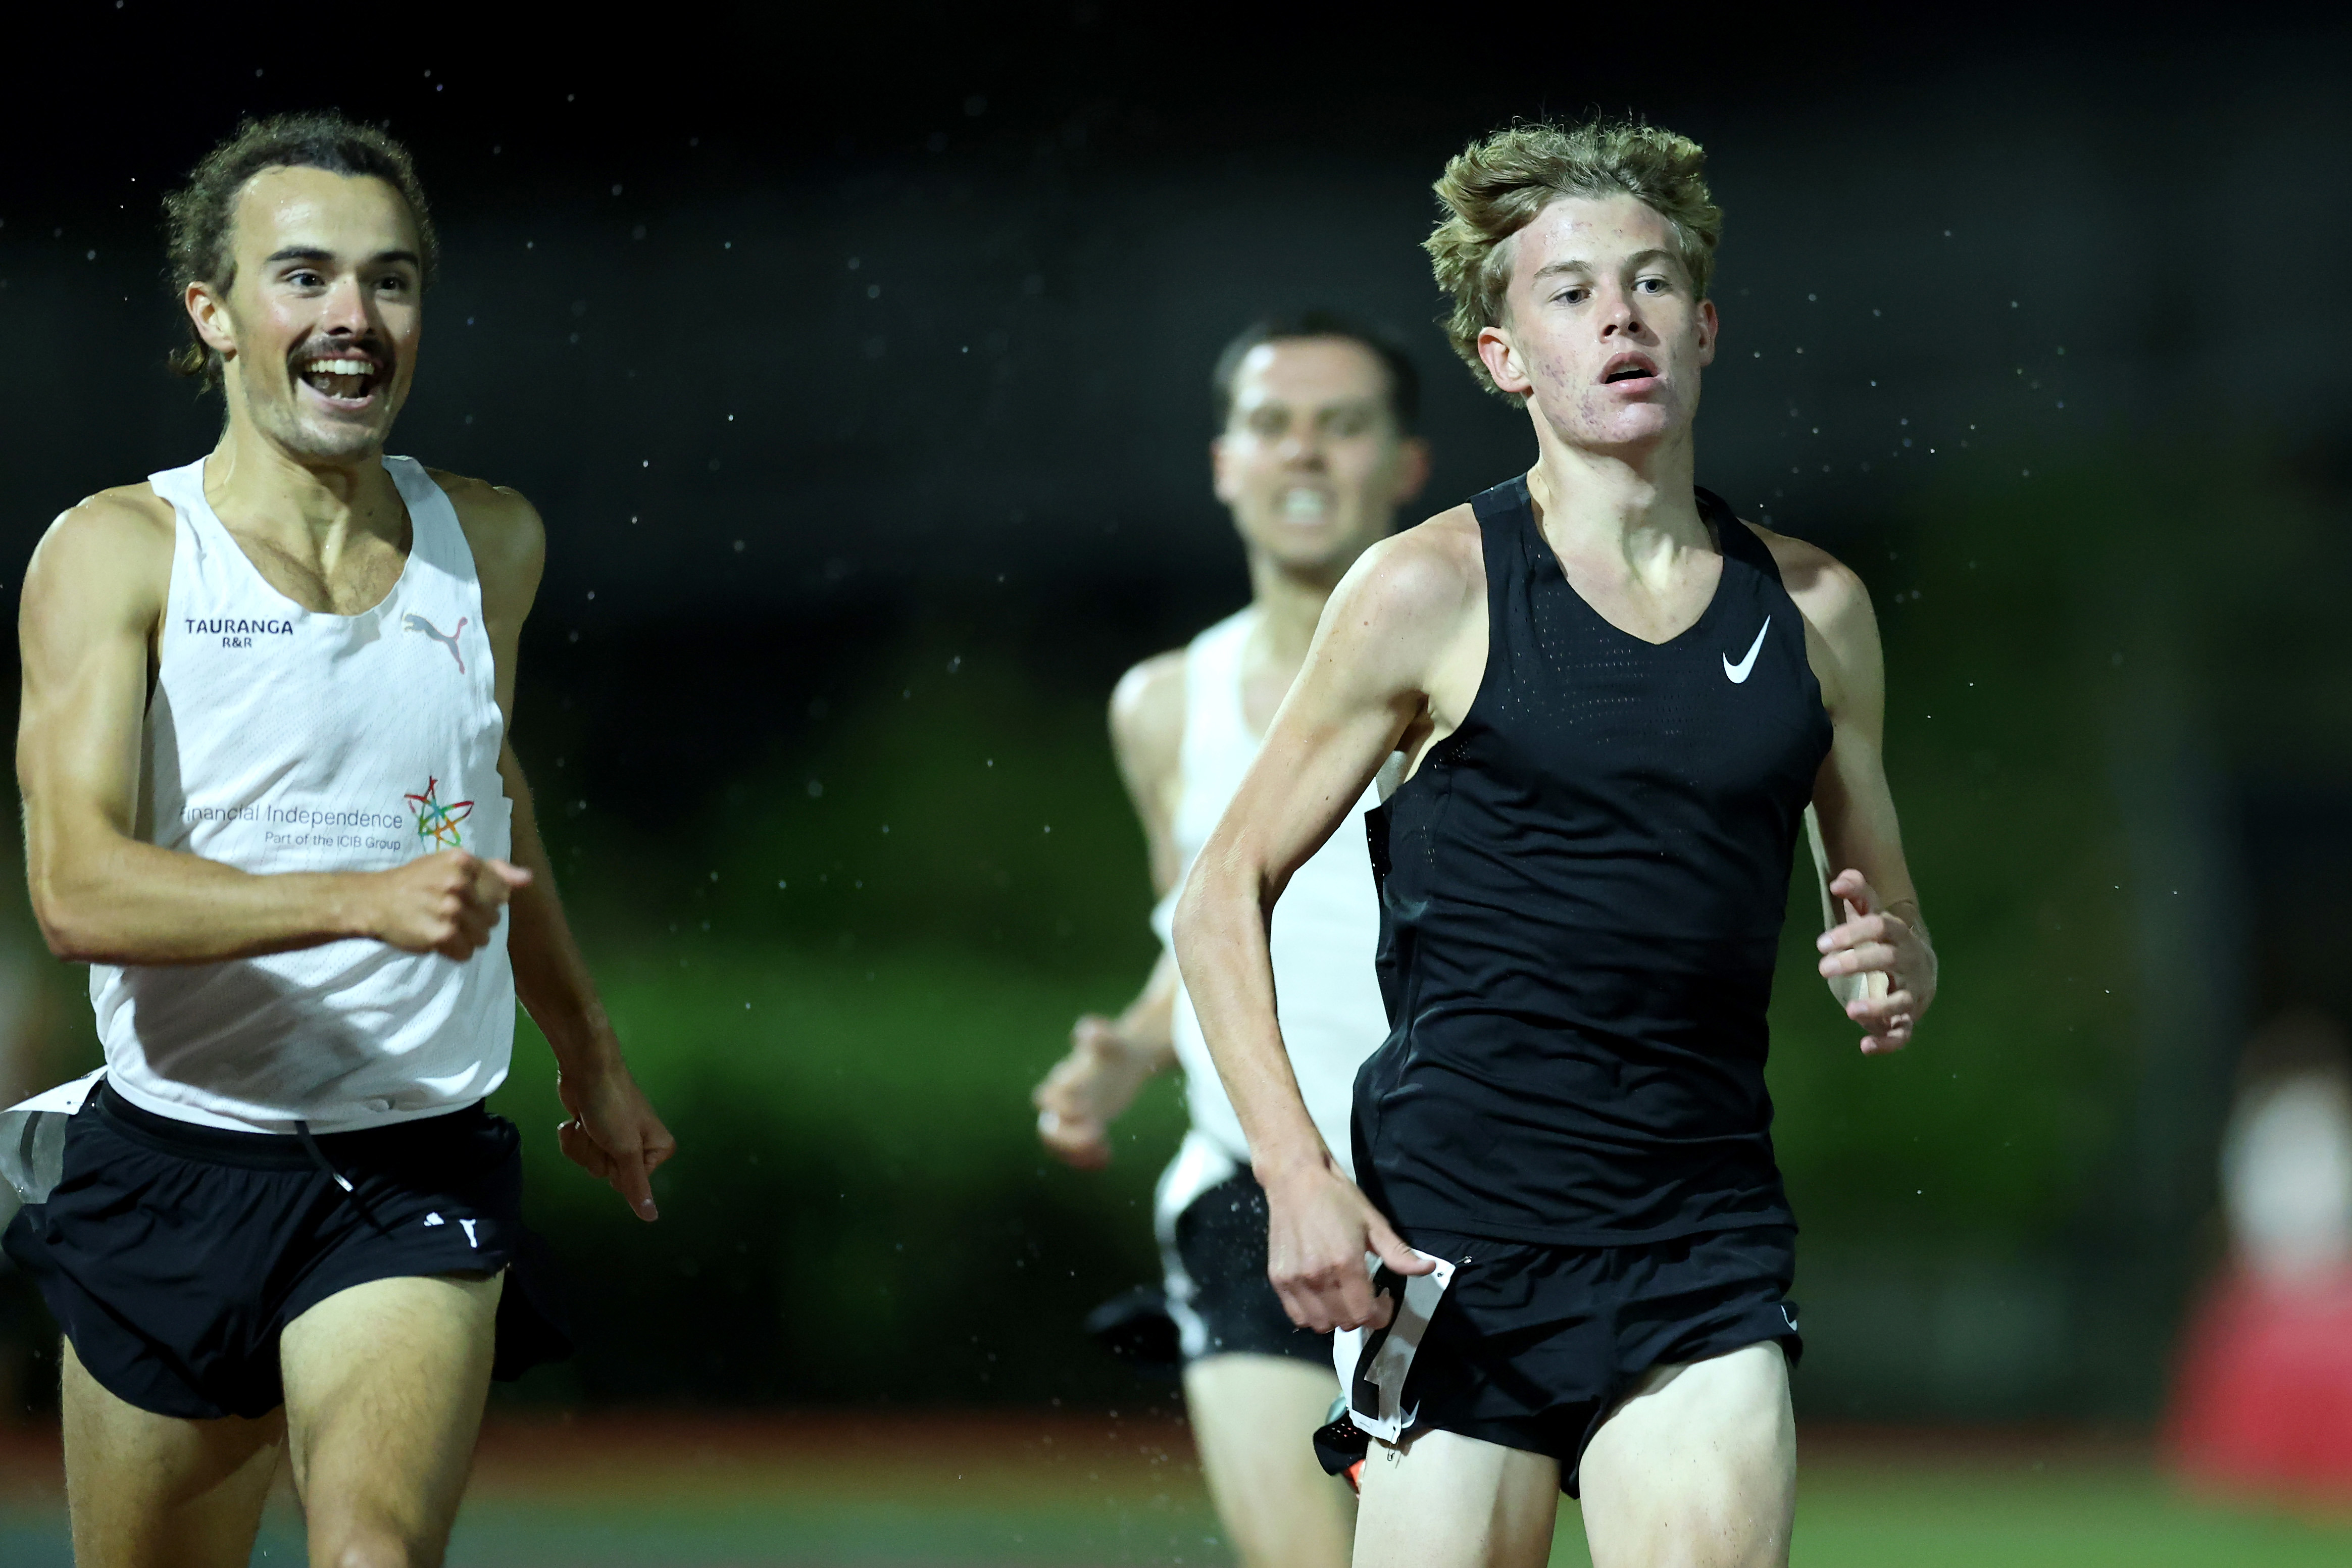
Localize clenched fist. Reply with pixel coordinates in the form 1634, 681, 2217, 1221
366, 850, 532, 959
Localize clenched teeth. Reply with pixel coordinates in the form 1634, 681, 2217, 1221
305, 358, 376, 376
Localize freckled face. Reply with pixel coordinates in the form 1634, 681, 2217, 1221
1211, 337, 1423, 573
1476, 194, 1717, 454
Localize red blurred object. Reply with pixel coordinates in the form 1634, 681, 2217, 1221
2167, 1261, 2352, 1499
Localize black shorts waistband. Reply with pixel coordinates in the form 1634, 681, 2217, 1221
95, 1083, 490, 1171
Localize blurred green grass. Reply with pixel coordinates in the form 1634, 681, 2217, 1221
9, 1436, 2351, 1565
485, 942, 1188, 1406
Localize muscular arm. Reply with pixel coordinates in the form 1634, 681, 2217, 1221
1099, 649, 1187, 1066
1033, 654, 1183, 1169
1173, 517, 1483, 1329
441, 472, 675, 1219
1765, 526, 1937, 1053
18, 492, 507, 965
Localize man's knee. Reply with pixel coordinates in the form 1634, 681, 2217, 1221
315, 1526, 445, 1568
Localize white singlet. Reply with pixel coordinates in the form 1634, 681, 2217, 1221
1148, 608, 1392, 1185
87, 454, 515, 1135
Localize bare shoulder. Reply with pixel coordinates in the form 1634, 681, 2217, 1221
426, 469, 545, 613
1746, 521, 1875, 642
23, 483, 176, 624
1334, 502, 1484, 633
1109, 647, 1187, 790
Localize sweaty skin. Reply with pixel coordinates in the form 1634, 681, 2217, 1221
1171, 194, 1935, 1345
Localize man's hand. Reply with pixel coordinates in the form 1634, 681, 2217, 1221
367, 851, 532, 959
1263, 1157, 1434, 1333
1817, 870, 1935, 1055
556, 1055, 676, 1222
1032, 1015, 1158, 1171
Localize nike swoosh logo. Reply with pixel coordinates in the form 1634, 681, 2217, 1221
1723, 617, 1770, 683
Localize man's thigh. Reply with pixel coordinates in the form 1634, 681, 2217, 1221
280, 1271, 503, 1559
1183, 1351, 1353, 1568
1577, 1340, 1794, 1568
61, 1335, 285, 1568
1353, 1426, 1560, 1568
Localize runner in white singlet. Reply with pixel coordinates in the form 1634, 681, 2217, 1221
4, 115, 673, 1568
1033, 314, 1429, 1568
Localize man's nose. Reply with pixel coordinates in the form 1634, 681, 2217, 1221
1279, 428, 1329, 467
1599, 283, 1648, 338
320, 276, 371, 334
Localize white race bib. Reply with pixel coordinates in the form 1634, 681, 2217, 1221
1332, 1248, 1458, 1442
0, 1069, 105, 1206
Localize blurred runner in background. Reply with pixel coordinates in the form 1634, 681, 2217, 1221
1032, 313, 1428, 1568
2168, 1007, 2352, 1500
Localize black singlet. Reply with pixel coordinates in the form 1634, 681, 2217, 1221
1355, 477, 1834, 1247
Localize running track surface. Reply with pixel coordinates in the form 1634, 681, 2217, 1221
3, 1414, 2350, 1565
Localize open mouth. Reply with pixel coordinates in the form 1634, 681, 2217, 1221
1281, 487, 1333, 520
1602, 356, 1658, 386
295, 352, 385, 405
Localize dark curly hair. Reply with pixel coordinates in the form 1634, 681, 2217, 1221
163, 112, 438, 390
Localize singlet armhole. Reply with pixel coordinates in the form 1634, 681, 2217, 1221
383, 457, 472, 584
1393, 487, 1513, 800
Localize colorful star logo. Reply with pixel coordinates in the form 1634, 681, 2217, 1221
405, 776, 474, 850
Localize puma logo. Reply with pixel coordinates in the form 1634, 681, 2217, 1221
1723, 618, 1769, 684
401, 612, 467, 674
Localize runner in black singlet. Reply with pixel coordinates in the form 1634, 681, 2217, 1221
1174, 118, 1937, 1568
1358, 478, 1825, 1248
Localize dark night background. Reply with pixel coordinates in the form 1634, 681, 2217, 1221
2, 4, 2349, 1425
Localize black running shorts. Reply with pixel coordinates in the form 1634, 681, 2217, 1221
1397, 1224, 1800, 1496
1165, 1167, 1332, 1369
2, 1082, 570, 1421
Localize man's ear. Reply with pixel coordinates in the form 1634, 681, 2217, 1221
1476, 325, 1532, 397
1209, 433, 1240, 507
1695, 298, 1720, 368
1390, 437, 1433, 506
187, 281, 237, 363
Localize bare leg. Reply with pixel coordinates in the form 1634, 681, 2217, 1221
1353, 1425, 1559, 1568
60, 1336, 285, 1568
1577, 1342, 1794, 1568
1183, 1352, 1355, 1568
280, 1272, 503, 1568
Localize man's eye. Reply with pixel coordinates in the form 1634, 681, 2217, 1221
1249, 412, 1285, 436
1326, 412, 1372, 437
290, 271, 323, 288
1556, 287, 1589, 305
1638, 276, 1669, 292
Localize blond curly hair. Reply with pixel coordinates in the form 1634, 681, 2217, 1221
1426, 119, 1720, 395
